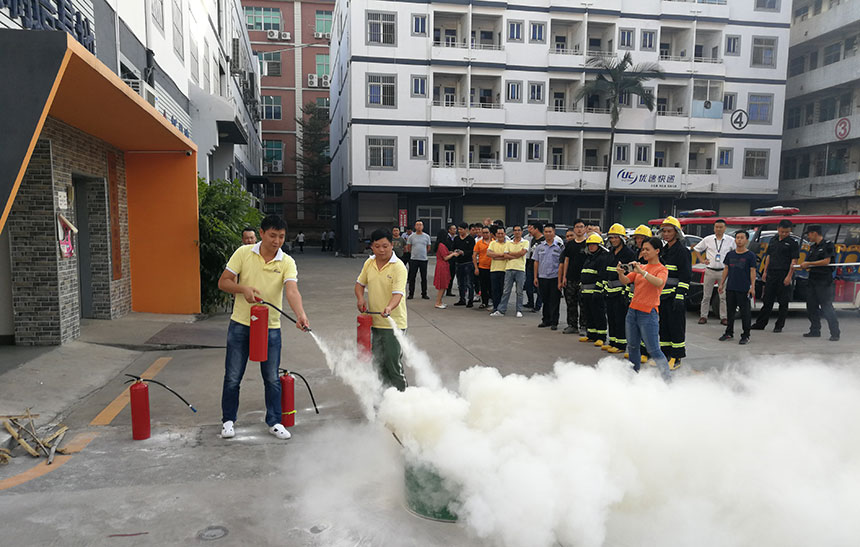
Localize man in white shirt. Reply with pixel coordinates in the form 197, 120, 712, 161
693, 218, 736, 325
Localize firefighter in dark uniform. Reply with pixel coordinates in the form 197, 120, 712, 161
751, 219, 799, 332
578, 233, 609, 347
659, 216, 692, 369
603, 223, 636, 354
798, 225, 840, 341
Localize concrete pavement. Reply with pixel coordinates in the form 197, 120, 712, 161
0, 252, 857, 546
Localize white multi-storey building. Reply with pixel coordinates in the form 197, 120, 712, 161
780, 0, 860, 214
330, 0, 790, 252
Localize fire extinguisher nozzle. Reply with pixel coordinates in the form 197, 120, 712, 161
190, 406, 197, 413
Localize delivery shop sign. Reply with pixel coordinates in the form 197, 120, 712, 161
610, 167, 682, 190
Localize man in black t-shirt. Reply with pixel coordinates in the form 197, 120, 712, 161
451, 222, 476, 307
752, 220, 800, 332
798, 225, 840, 341
559, 219, 588, 334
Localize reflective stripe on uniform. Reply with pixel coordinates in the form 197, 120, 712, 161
666, 264, 678, 271
677, 282, 690, 289
671, 342, 686, 348
582, 268, 598, 274
660, 341, 671, 347
676, 293, 685, 300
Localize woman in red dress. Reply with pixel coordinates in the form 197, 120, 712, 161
433, 229, 456, 309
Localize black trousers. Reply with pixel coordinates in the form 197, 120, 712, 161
725, 290, 751, 338
606, 295, 628, 349
407, 260, 428, 297
563, 281, 583, 329
478, 268, 491, 306
754, 269, 792, 329
526, 259, 539, 308
448, 260, 457, 291
582, 292, 607, 341
538, 278, 561, 326
806, 282, 840, 337
659, 297, 687, 359
491, 271, 505, 310
456, 263, 475, 303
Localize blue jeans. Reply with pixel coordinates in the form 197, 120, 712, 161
497, 269, 525, 314
222, 320, 282, 426
625, 308, 671, 380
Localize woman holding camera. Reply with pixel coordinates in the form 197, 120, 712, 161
616, 237, 672, 380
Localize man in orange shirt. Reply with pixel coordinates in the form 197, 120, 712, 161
473, 226, 493, 309
616, 237, 672, 380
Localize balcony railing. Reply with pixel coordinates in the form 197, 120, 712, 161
431, 162, 466, 168
584, 106, 612, 114
548, 105, 580, 113
693, 57, 723, 64
688, 168, 715, 175
657, 109, 687, 117
582, 165, 608, 172
433, 40, 468, 49
659, 54, 690, 62
664, 0, 726, 4
552, 47, 582, 56
472, 43, 504, 51
586, 49, 615, 58
548, 164, 580, 171
469, 162, 502, 169
471, 102, 503, 109
432, 100, 468, 108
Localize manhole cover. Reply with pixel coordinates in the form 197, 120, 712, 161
197, 526, 229, 541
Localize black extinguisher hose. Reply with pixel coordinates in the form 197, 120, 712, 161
279, 369, 320, 414
256, 299, 311, 332
124, 374, 197, 413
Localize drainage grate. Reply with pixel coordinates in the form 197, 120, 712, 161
197, 526, 229, 541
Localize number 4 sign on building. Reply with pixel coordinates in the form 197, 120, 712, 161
730, 109, 749, 131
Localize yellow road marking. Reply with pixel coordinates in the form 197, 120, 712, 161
89, 357, 172, 426
0, 432, 98, 492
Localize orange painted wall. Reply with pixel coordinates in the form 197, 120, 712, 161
125, 152, 201, 313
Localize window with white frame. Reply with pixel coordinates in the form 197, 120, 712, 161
526, 141, 543, 161
368, 137, 397, 169
619, 28, 634, 49
411, 75, 426, 97
755, 0, 779, 11
748, 94, 773, 123
412, 14, 427, 36
316, 54, 330, 77
315, 10, 333, 33
751, 37, 777, 67
244, 7, 281, 31
505, 140, 521, 161
508, 20, 523, 42
507, 81, 522, 102
718, 148, 733, 168
152, 0, 164, 32
743, 149, 769, 178
641, 30, 655, 51
725, 35, 740, 56
411, 138, 427, 159
528, 82, 544, 103
190, 36, 199, 84
262, 95, 282, 119
260, 51, 281, 77
530, 22, 545, 43
615, 144, 629, 164
723, 92, 737, 112
367, 74, 396, 107
577, 208, 603, 227
367, 12, 396, 45
638, 87, 653, 107
635, 144, 650, 164
172, 0, 184, 61
264, 140, 283, 165
618, 90, 631, 107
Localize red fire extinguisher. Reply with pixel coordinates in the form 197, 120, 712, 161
250, 304, 269, 362
124, 374, 197, 441
129, 380, 150, 440
279, 369, 319, 428
357, 314, 372, 357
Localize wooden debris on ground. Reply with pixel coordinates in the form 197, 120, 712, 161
1, 409, 71, 463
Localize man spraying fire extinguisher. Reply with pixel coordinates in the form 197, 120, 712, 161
217, 215, 310, 441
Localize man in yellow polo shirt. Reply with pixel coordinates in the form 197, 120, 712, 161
217, 215, 310, 441
354, 228, 408, 391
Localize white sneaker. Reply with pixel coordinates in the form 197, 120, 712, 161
490, 311, 503, 317
221, 421, 235, 439
269, 423, 291, 440
516, 312, 523, 318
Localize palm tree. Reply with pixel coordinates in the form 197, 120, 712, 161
575, 52, 664, 225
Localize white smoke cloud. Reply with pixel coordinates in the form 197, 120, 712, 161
309, 330, 860, 547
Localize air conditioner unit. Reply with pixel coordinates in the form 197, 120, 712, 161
308, 74, 319, 87
280, 31, 291, 41
314, 32, 323, 39
544, 194, 558, 203
324, 32, 331, 40
267, 29, 279, 40
320, 74, 330, 87
123, 78, 158, 108
272, 160, 283, 172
